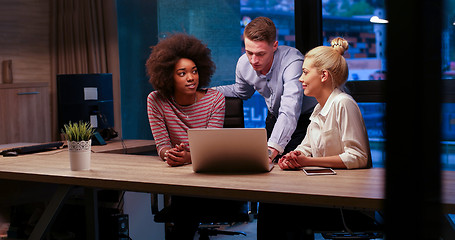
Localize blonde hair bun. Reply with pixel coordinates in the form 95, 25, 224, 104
331, 37, 349, 56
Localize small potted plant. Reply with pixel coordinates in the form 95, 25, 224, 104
62, 121, 95, 171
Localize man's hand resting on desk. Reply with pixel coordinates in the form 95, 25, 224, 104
268, 147, 279, 163
164, 143, 191, 167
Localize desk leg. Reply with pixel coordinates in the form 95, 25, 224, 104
28, 185, 71, 240
85, 188, 99, 240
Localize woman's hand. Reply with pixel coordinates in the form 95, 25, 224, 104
164, 143, 191, 167
278, 150, 305, 170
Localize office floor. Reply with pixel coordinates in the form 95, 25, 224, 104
193, 219, 387, 240
193, 220, 257, 240
192, 220, 327, 240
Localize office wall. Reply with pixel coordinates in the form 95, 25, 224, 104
0, 0, 51, 84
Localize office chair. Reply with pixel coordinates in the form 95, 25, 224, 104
151, 97, 252, 240
223, 96, 245, 128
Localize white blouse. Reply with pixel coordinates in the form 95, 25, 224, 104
295, 88, 372, 169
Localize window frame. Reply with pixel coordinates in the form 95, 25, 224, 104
295, 0, 389, 103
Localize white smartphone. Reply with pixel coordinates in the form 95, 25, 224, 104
302, 167, 337, 176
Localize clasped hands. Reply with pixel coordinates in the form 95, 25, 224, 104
278, 150, 306, 170
164, 143, 191, 167
163, 144, 306, 169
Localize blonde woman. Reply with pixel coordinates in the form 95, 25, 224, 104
278, 37, 371, 170
258, 38, 374, 240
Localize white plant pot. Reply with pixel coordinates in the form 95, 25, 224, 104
68, 140, 91, 171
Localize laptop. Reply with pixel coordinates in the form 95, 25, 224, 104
188, 128, 274, 173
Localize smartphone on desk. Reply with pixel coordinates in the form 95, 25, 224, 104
302, 167, 336, 176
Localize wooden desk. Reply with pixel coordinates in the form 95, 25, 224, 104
2, 150, 455, 239
0, 149, 451, 211
0, 139, 156, 155
91, 139, 156, 154
1, 151, 455, 211
0, 151, 383, 210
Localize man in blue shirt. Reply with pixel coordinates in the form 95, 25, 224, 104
216, 16, 317, 161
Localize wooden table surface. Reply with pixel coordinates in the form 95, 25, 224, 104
90, 139, 156, 154
1, 150, 455, 213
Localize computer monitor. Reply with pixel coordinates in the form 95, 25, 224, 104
57, 74, 114, 134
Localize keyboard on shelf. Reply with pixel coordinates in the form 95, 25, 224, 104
0, 141, 65, 156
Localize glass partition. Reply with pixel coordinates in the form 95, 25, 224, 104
443, 0, 455, 80
442, 1, 455, 170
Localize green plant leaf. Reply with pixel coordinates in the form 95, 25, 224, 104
61, 121, 95, 141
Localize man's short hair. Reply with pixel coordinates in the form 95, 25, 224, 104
243, 16, 277, 44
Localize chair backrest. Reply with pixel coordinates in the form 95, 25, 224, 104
223, 97, 244, 128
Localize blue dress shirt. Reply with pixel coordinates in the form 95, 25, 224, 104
216, 45, 317, 154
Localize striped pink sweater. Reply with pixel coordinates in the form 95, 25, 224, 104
147, 89, 225, 154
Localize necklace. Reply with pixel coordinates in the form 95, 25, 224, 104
172, 93, 197, 119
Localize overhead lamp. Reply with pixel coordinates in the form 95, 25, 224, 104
370, 16, 389, 24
